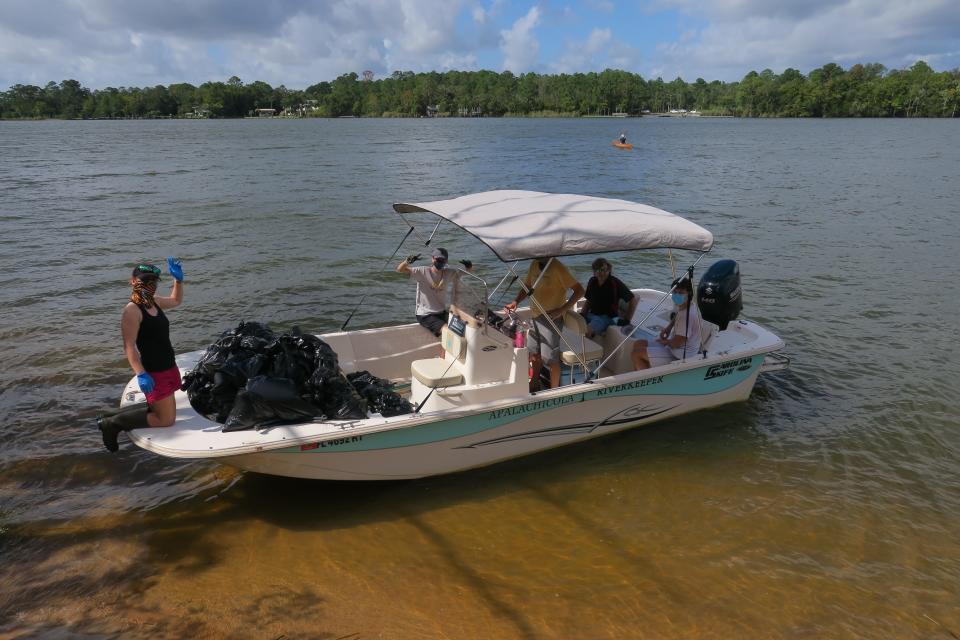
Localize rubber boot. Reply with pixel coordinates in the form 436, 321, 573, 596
97, 402, 149, 452
98, 404, 127, 418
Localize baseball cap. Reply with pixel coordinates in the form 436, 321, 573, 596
133, 263, 162, 280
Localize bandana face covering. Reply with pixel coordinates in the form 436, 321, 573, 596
131, 279, 158, 307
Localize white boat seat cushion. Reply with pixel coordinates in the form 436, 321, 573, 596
561, 340, 604, 365
410, 325, 467, 387
411, 358, 464, 387
560, 312, 604, 365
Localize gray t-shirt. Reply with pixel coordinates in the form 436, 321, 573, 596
409, 266, 458, 315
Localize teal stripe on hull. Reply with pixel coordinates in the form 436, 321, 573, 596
279, 355, 761, 453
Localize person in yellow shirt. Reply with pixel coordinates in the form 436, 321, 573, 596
504, 257, 585, 389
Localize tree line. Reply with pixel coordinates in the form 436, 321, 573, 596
2, 61, 958, 119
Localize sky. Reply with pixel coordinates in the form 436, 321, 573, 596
1, 0, 959, 90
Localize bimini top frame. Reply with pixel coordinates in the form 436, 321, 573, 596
393, 190, 714, 262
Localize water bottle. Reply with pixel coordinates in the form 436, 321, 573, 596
513, 325, 526, 348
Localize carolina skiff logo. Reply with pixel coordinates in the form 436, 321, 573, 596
704, 357, 753, 380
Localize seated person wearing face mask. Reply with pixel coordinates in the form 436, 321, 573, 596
396, 247, 472, 337
631, 276, 702, 370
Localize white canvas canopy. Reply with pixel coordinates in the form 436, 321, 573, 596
393, 190, 714, 262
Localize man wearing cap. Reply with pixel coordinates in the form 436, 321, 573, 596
396, 247, 472, 337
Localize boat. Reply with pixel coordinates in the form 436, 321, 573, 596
612, 141, 633, 149
124, 190, 789, 480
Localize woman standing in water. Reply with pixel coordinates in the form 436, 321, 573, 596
98, 258, 185, 452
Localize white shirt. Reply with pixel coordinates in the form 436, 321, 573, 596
670, 302, 702, 358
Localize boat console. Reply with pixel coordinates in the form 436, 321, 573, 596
409, 305, 529, 413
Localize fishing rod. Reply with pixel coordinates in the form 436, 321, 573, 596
339, 226, 414, 331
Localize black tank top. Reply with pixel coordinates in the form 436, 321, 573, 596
136, 304, 176, 372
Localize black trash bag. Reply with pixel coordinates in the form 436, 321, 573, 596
220, 352, 270, 384
234, 320, 276, 341
268, 335, 317, 383
247, 375, 321, 421
347, 370, 413, 417
222, 389, 259, 432
183, 379, 218, 418
316, 375, 368, 420
306, 359, 339, 391
189, 344, 231, 380
186, 321, 374, 425
222, 376, 321, 432
185, 321, 282, 421
239, 335, 272, 352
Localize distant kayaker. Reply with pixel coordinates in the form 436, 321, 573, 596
619, 133, 627, 144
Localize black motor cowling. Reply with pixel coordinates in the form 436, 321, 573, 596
697, 259, 742, 330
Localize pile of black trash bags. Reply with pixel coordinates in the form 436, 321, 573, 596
182, 321, 413, 432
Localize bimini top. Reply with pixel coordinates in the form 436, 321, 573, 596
393, 190, 713, 262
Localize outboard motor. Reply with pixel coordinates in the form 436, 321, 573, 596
697, 259, 742, 330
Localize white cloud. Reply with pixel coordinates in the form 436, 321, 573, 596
646, 0, 960, 80
500, 6, 541, 72
0, 0, 476, 88
1, 0, 957, 89
585, 27, 612, 53
548, 27, 637, 74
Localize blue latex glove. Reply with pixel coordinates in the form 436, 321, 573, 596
137, 372, 155, 394
166, 256, 184, 282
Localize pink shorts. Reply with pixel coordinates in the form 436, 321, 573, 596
146, 366, 182, 404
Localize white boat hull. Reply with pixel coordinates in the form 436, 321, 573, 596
125, 289, 784, 481
215, 356, 762, 480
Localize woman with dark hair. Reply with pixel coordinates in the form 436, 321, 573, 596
98, 257, 184, 452
581, 257, 638, 338
631, 275, 702, 370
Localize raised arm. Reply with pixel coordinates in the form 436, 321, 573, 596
155, 257, 184, 310
396, 254, 421, 274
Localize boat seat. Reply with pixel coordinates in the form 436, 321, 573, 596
411, 358, 464, 387
410, 325, 466, 388
698, 319, 720, 354
559, 312, 604, 383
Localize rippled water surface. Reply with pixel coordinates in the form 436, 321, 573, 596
1, 117, 958, 638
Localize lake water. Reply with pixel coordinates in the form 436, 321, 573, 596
1, 117, 958, 638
